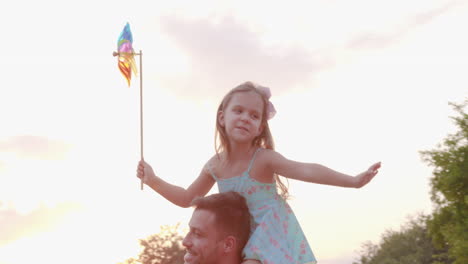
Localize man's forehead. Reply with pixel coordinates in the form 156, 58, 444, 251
189, 209, 216, 230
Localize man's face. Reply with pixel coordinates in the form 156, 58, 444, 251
182, 209, 223, 264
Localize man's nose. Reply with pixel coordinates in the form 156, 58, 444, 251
182, 235, 191, 248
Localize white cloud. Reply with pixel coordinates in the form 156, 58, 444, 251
0, 202, 82, 246
0, 135, 70, 160
157, 15, 328, 99
346, 1, 461, 50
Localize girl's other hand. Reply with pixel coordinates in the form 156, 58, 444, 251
354, 162, 381, 188
137, 160, 157, 185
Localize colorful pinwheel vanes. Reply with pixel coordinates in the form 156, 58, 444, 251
115, 23, 138, 86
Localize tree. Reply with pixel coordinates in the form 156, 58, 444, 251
420, 100, 468, 264
118, 224, 186, 264
353, 213, 448, 264
353, 100, 466, 264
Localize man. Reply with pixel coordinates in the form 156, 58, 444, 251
182, 191, 252, 264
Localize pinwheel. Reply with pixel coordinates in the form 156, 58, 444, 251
114, 23, 138, 86
113, 23, 145, 190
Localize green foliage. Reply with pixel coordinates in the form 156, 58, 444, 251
420, 100, 468, 264
354, 100, 467, 264
353, 214, 448, 264
118, 224, 185, 264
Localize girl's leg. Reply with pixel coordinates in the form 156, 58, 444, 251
242, 260, 261, 264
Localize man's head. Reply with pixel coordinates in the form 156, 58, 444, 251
182, 191, 251, 264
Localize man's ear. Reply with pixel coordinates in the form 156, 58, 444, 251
218, 111, 225, 127
222, 236, 237, 254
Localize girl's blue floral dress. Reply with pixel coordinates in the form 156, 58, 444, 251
209, 148, 317, 264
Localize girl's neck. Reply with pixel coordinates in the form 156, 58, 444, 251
227, 142, 256, 162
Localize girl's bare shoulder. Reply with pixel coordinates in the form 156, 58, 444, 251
256, 148, 281, 164
202, 153, 225, 174
250, 148, 276, 182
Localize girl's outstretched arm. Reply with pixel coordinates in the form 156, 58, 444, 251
137, 160, 215, 207
265, 150, 381, 188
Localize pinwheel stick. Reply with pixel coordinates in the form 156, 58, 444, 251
113, 50, 144, 190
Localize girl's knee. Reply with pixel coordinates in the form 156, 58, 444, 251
242, 260, 261, 264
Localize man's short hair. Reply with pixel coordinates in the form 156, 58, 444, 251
191, 192, 251, 253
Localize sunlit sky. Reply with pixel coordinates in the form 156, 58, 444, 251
1, 0, 467, 263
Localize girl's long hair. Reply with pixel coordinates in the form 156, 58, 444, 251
214, 81, 289, 199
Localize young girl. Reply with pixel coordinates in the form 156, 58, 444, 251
137, 81, 381, 264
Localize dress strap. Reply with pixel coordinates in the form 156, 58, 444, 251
247, 148, 261, 173
207, 164, 218, 181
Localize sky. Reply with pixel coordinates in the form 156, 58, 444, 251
0, 0, 467, 263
